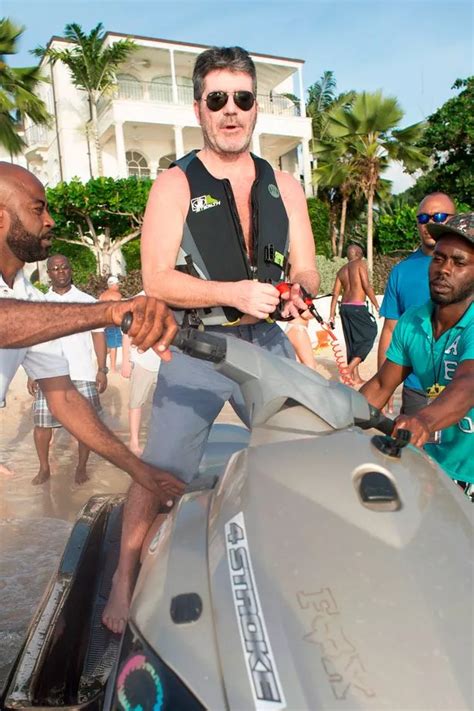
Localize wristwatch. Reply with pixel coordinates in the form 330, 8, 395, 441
98, 367, 109, 374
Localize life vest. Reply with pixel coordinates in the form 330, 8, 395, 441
173, 150, 289, 325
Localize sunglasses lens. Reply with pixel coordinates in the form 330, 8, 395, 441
417, 213, 430, 224
205, 91, 255, 112
433, 213, 449, 223
206, 92, 228, 111
234, 91, 255, 111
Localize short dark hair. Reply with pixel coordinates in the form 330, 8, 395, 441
193, 46, 257, 100
346, 242, 364, 258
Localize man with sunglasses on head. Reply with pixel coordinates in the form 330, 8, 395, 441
102, 45, 319, 632
378, 192, 456, 415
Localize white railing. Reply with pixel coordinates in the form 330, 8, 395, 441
98, 80, 300, 117
24, 125, 49, 148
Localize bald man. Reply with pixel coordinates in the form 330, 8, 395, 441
0, 162, 183, 499
378, 192, 456, 414
329, 243, 379, 385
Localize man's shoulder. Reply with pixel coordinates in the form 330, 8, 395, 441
149, 166, 190, 207
274, 170, 305, 211
397, 301, 430, 327
154, 165, 190, 190
337, 262, 349, 278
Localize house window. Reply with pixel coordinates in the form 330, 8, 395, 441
150, 76, 173, 103
126, 151, 150, 178
116, 73, 143, 100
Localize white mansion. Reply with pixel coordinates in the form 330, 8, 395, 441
16, 32, 313, 194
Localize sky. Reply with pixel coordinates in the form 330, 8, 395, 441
4, 0, 473, 191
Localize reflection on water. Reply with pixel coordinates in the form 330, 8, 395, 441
0, 517, 72, 687
0, 369, 132, 693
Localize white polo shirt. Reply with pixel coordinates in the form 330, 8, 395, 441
0, 270, 69, 407
129, 291, 161, 373
45, 285, 103, 382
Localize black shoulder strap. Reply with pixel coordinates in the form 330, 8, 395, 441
171, 150, 198, 172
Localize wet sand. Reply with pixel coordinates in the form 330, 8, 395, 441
0, 327, 399, 690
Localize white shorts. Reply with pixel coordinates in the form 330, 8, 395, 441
129, 362, 158, 409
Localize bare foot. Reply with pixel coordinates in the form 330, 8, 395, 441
0, 464, 15, 477
102, 573, 134, 634
74, 467, 90, 485
31, 469, 51, 485
129, 443, 143, 458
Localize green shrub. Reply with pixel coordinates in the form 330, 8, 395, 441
307, 198, 332, 258
375, 205, 418, 254
32, 280, 49, 294
317, 255, 345, 294
372, 255, 400, 293
122, 239, 141, 271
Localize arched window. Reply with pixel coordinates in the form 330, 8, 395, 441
116, 73, 143, 100
126, 151, 150, 178
150, 76, 173, 103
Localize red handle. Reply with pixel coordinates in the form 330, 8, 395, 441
276, 282, 291, 295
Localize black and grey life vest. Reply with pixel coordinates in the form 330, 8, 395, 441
173, 150, 289, 325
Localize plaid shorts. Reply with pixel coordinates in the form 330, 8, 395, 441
33, 380, 102, 428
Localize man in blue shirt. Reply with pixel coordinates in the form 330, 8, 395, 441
378, 192, 456, 414
362, 213, 474, 496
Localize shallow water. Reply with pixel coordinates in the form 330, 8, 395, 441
0, 368, 131, 693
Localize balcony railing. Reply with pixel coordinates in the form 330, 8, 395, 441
24, 125, 49, 148
98, 80, 300, 117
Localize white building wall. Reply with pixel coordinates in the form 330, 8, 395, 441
52, 62, 93, 182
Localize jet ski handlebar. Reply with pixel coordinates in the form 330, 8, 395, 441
121, 313, 401, 439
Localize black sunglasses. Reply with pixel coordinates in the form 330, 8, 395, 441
417, 212, 453, 225
204, 90, 255, 112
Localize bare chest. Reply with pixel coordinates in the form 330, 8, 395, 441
227, 175, 254, 251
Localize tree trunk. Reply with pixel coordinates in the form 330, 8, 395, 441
328, 202, 339, 257
338, 197, 348, 257
367, 189, 374, 274
90, 95, 103, 178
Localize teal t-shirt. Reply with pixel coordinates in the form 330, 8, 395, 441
387, 301, 474, 483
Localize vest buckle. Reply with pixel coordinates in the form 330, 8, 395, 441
264, 244, 275, 263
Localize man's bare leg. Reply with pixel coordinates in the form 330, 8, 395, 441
32, 426, 53, 484
75, 440, 90, 484
102, 481, 161, 634
109, 348, 117, 373
347, 357, 365, 386
128, 407, 143, 456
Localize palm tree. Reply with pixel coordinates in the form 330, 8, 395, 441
307, 71, 355, 144
0, 18, 51, 154
32, 23, 136, 176
313, 142, 362, 256
322, 91, 428, 271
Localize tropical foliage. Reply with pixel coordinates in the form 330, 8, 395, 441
0, 18, 51, 154
46, 176, 152, 275
402, 77, 473, 206
32, 23, 136, 176
313, 90, 428, 270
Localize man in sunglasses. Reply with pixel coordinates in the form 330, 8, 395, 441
0, 162, 184, 500
103, 45, 320, 632
378, 192, 456, 414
